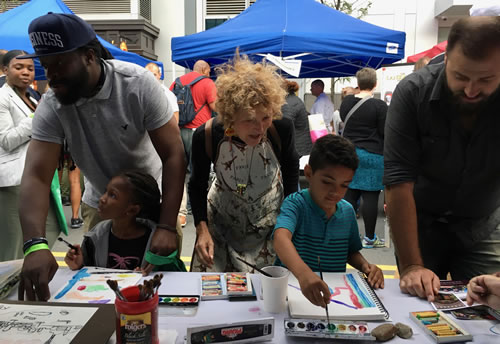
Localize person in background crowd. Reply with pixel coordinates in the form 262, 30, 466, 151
0, 49, 8, 87
145, 62, 180, 123
1, 49, 40, 101
414, 56, 431, 72
340, 68, 387, 249
384, 16, 500, 301
281, 79, 312, 157
333, 86, 359, 136
0, 50, 60, 261
18, 13, 185, 301
189, 53, 299, 272
170, 60, 217, 228
310, 79, 334, 134
57, 145, 83, 229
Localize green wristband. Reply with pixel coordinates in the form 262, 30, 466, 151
145, 250, 178, 266
24, 243, 50, 257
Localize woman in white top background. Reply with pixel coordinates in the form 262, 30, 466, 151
0, 50, 59, 261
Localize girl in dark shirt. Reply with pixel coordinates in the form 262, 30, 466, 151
65, 171, 162, 271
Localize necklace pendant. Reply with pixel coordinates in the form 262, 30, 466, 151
237, 183, 247, 195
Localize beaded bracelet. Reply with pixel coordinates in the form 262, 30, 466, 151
156, 223, 178, 233
24, 243, 50, 257
23, 237, 48, 253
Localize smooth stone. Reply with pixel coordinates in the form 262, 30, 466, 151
395, 322, 413, 339
371, 323, 398, 342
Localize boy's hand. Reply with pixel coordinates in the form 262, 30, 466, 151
64, 244, 83, 270
362, 263, 384, 289
298, 270, 331, 308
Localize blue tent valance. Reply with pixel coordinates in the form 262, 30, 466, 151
172, 0, 406, 78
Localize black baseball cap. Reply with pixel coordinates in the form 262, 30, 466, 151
20, 12, 96, 59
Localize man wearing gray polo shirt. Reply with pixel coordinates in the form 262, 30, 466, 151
18, 13, 185, 301
384, 17, 500, 302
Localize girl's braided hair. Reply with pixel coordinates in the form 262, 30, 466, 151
119, 170, 161, 223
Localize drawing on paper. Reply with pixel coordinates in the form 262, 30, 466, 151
287, 272, 387, 321
51, 268, 142, 304
328, 274, 376, 309
0, 302, 97, 343
289, 274, 375, 310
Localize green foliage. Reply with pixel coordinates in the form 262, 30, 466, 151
319, 0, 372, 19
317, 0, 373, 96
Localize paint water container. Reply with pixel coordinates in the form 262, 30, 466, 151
115, 286, 159, 344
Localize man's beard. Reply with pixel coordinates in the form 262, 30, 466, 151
444, 76, 500, 115
49, 64, 89, 105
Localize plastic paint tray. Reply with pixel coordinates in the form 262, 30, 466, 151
284, 318, 376, 340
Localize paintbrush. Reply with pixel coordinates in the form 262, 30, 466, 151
57, 237, 77, 251
106, 279, 127, 301
236, 257, 273, 277
318, 256, 331, 328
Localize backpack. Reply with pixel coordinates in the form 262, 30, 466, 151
172, 75, 208, 127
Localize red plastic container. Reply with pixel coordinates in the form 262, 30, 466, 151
115, 286, 159, 344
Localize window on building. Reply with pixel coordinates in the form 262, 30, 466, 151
204, 0, 257, 30
205, 18, 228, 30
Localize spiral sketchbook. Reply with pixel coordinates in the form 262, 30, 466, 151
287, 271, 389, 321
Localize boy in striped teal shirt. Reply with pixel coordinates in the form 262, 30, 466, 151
273, 135, 384, 308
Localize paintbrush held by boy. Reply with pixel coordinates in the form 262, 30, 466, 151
272, 135, 384, 308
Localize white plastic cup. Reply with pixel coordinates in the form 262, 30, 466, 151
260, 266, 289, 313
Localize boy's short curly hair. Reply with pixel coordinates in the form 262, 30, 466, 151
309, 135, 358, 172
215, 54, 286, 128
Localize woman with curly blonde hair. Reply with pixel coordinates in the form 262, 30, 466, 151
188, 55, 299, 272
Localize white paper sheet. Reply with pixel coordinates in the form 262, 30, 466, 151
0, 302, 97, 343
51, 267, 142, 304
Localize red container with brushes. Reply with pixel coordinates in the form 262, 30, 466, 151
115, 286, 159, 344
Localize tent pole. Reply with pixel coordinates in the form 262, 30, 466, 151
172, 62, 176, 83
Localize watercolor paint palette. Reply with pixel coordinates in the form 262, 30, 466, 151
284, 318, 375, 340
410, 310, 473, 343
200, 273, 253, 300
158, 295, 199, 307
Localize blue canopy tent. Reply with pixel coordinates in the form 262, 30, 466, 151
0, 0, 162, 80
172, 0, 405, 78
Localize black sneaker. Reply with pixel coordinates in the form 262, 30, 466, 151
71, 218, 84, 229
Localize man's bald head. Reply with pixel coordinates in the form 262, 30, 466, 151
193, 60, 210, 77
145, 62, 161, 80
446, 16, 500, 60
